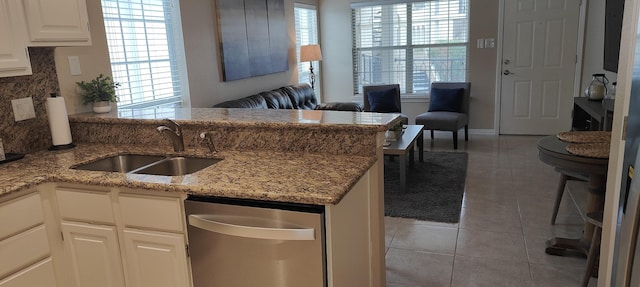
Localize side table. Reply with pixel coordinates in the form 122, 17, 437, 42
537, 136, 609, 256
383, 125, 424, 192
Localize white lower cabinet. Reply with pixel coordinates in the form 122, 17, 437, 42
0, 258, 58, 287
54, 187, 191, 287
61, 222, 125, 287
0, 192, 58, 287
122, 229, 190, 287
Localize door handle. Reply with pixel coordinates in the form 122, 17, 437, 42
188, 214, 316, 241
503, 70, 512, 75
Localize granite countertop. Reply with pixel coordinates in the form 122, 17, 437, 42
69, 107, 400, 131
0, 143, 376, 205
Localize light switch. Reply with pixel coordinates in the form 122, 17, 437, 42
11, 97, 36, 121
68, 56, 82, 76
477, 39, 484, 49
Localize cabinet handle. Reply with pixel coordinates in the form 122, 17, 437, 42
188, 214, 315, 241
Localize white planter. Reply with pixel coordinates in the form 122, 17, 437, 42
92, 101, 112, 113
385, 131, 397, 139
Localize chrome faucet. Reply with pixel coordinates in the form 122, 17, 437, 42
200, 131, 218, 153
157, 119, 185, 152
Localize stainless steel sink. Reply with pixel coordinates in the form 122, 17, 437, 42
133, 157, 222, 176
72, 154, 221, 176
72, 154, 166, 173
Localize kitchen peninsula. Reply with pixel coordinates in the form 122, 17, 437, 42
0, 107, 398, 287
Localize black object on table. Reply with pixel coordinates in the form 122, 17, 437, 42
537, 136, 609, 257
0, 153, 25, 165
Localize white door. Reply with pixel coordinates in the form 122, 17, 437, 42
61, 222, 126, 287
122, 229, 190, 287
499, 0, 580, 135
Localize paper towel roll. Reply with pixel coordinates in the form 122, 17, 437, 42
46, 96, 73, 146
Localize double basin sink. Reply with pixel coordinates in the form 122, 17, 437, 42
72, 154, 221, 176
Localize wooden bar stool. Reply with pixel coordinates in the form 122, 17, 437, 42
583, 211, 603, 287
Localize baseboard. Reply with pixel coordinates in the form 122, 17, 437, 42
429, 129, 496, 136
469, 129, 497, 135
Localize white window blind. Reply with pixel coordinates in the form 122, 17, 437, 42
352, 0, 468, 94
294, 4, 320, 94
101, 0, 189, 110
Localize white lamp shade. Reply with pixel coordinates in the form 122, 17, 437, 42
300, 44, 323, 62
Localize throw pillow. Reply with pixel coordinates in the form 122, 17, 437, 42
428, 87, 464, 112
367, 88, 400, 113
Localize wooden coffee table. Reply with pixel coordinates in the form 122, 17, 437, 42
383, 125, 424, 192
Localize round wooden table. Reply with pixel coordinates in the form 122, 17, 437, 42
537, 136, 609, 256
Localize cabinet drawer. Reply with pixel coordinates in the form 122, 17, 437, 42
0, 225, 50, 279
0, 257, 58, 287
0, 193, 43, 240
57, 188, 114, 224
119, 195, 183, 233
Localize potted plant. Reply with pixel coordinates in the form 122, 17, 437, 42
76, 74, 120, 113
385, 121, 404, 141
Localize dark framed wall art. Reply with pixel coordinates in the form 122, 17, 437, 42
216, 0, 288, 81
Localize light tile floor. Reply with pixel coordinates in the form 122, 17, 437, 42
384, 134, 598, 287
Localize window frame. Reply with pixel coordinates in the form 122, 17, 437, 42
294, 3, 321, 96
351, 0, 469, 96
101, 0, 190, 111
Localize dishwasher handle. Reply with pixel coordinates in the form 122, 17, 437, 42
188, 214, 316, 241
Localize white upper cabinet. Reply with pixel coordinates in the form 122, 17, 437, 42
0, 0, 31, 77
22, 0, 91, 46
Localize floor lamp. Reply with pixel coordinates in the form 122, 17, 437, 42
300, 44, 323, 90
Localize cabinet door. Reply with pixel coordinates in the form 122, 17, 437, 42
0, 225, 50, 279
0, 0, 31, 77
0, 258, 58, 287
22, 0, 91, 46
61, 222, 125, 287
122, 229, 190, 287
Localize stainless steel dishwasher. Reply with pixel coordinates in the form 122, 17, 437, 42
184, 196, 326, 287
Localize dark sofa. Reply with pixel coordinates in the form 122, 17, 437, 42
213, 83, 363, 111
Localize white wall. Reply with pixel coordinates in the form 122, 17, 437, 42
54, 0, 612, 121
181, 0, 308, 108
319, 0, 500, 130
55, 0, 112, 114
581, 0, 618, 95
55, 0, 318, 112
318, 0, 355, 104
320, 0, 614, 130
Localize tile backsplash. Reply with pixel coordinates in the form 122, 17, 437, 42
0, 48, 60, 153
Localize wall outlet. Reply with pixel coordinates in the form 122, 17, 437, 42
484, 38, 496, 48
68, 56, 82, 76
11, 97, 36, 121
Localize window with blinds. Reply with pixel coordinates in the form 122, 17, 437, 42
101, 0, 189, 110
352, 0, 468, 94
294, 4, 320, 94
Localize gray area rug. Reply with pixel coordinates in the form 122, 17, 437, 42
384, 152, 468, 223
